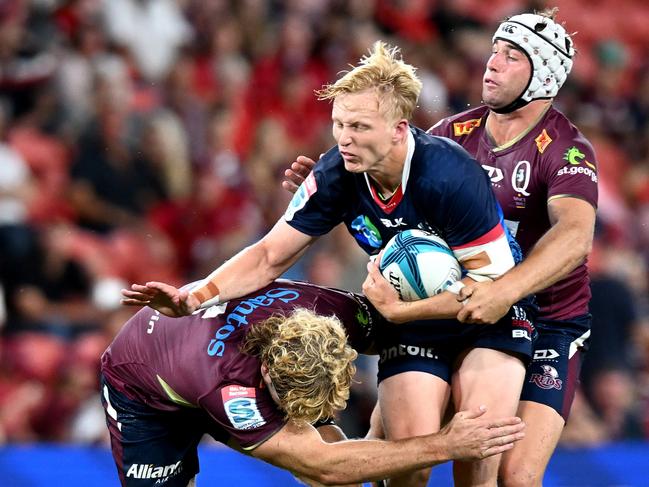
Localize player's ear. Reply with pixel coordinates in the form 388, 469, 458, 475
393, 119, 409, 143
260, 363, 270, 381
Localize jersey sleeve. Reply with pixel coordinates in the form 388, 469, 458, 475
201, 384, 286, 451
423, 138, 515, 281
542, 133, 598, 208
283, 148, 348, 236
427, 117, 453, 138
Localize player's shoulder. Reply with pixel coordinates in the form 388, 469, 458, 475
310, 145, 354, 187
427, 105, 490, 138
543, 107, 597, 161
412, 125, 477, 169
314, 145, 344, 173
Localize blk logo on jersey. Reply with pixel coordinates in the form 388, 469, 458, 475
511, 305, 533, 341
529, 365, 563, 390
222, 386, 266, 430
380, 217, 406, 228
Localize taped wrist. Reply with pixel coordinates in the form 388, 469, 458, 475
191, 281, 221, 309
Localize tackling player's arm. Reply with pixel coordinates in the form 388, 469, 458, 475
457, 196, 595, 324
251, 407, 524, 485
121, 220, 316, 316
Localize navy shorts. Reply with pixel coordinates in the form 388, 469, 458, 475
101, 376, 226, 487
520, 314, 591, 421
376, 303, 536, 384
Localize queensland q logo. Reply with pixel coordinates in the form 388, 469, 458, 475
512, 161, 531, 196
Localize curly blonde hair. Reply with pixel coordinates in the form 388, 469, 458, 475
241, 308, 358, 425
315, 40, 422, 123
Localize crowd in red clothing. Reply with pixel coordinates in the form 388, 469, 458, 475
0, 0, 648, 444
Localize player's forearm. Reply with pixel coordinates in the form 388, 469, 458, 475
388, 277, 475, 323
494, 220, 593, 305
190, 241, 298, 305
288, 436, 449, 485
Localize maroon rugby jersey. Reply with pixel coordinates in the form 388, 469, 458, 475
430, 105, 598, 320
101, 279, 378, 450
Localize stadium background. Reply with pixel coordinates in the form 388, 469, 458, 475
0, 0, 648, 485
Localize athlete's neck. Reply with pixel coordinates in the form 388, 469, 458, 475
486, 99, 552, 147
368, 136, 408, 198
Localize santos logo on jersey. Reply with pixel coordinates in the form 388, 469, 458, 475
207, 288, 300, 357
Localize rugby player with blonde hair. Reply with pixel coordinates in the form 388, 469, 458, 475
123, 41, 534, 487
104, 280, 525, 487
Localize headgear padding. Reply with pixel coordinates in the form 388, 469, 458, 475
492, 13, 574, 112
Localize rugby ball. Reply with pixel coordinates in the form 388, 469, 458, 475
379, 229, 461, 301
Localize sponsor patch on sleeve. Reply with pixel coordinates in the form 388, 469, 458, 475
222, 385, 267, 430
284, 171, 318, 222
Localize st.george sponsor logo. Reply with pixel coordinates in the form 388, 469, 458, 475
126, 460, 182, 480
380, 344, 439, 363
558, 146, 597, 182
207, 288, 300, 356
556, 165, 598, 183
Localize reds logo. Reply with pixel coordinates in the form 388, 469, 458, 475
453, 118, 482, 136
529, 365, 563, 390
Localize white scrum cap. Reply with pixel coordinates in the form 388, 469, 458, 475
493, 13, 574, 103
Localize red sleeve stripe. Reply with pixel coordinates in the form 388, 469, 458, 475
451, 222, 505, 250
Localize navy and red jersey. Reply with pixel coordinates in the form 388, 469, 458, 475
430, 105, 598, 320
101, 279, 380, 451
284, 126, 521, 265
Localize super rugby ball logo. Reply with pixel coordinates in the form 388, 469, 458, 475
222, 386, 266, 430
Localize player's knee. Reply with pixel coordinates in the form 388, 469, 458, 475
498, 463, 543, 487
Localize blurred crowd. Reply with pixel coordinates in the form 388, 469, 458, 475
0, 0, 648, 447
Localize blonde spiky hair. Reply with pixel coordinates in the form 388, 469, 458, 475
316, 40, 422, 122
241, 308, 358, 425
